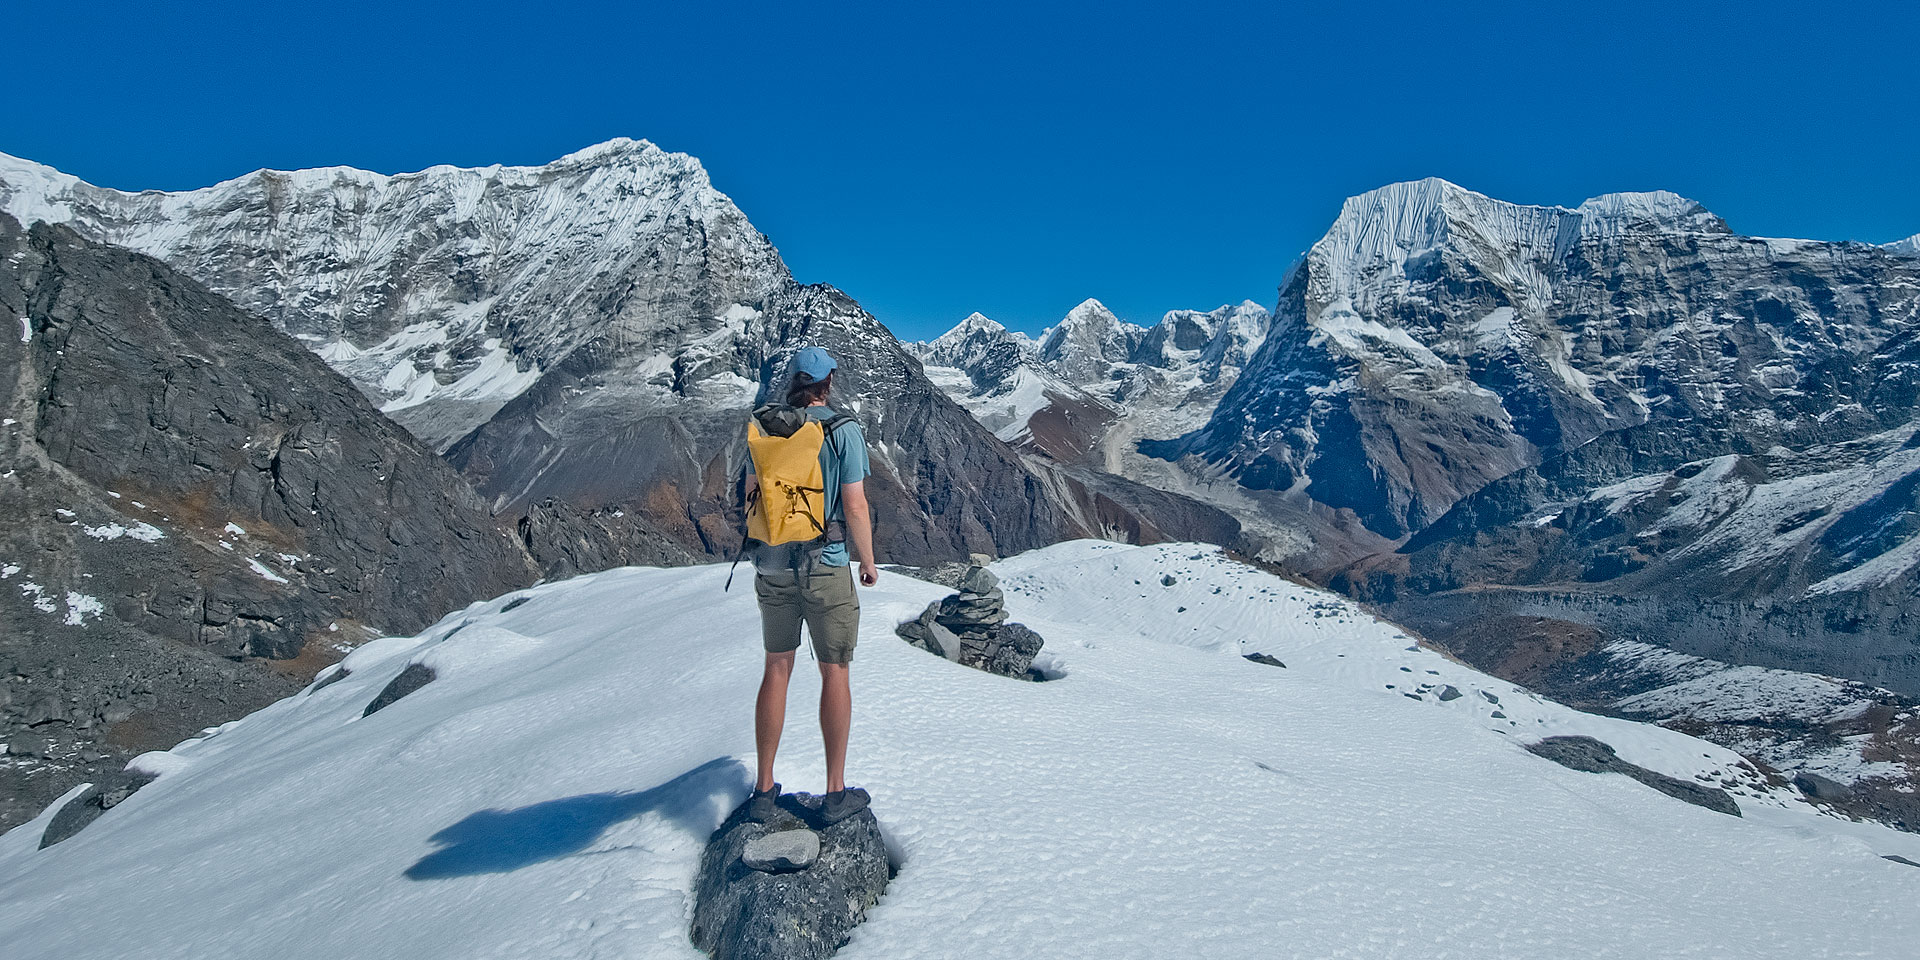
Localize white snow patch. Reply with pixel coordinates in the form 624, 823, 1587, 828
82, 521, 165, 543
62, 592, 103, 626
0, 564, 17, 579
18, 581, 55, 613
126, 751, 193, 780
224, 522, 246, 537
247, 558, 289, 584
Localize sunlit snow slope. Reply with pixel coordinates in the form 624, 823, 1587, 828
2, 542, 1915, 959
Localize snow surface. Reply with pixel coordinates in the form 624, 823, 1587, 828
1, 542, 1915, 959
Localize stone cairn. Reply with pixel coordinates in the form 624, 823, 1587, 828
895, 556, 1046, 680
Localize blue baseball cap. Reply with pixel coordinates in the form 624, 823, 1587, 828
792, 346, 838, 383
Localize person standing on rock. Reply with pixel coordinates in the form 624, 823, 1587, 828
741, 346, 877, 825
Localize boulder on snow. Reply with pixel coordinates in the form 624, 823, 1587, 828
1793, 772, 1853, 801
363, 663, 436, 717
1244, 653, 1286, 668
1527, 735, 1740, 817
691, 792, 890, 960
39, 769, 158, 849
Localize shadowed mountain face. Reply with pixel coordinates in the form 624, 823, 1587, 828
0, 142, 1204, 566
0, 217, 576, 829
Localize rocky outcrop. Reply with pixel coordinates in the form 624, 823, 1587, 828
691, 793, 890, 960
1527, 735, 1740, 817
362, 663, 436, 717
896, 561, 1046, 679
0, 217, 543, 829
38, 768, 155, 848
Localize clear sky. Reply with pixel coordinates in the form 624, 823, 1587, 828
5, 1, 1917, 340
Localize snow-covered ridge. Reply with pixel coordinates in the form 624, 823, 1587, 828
1886, 232, 1920, 257
1305, 178, 1730, 309
0, 139, 787, 449
3, 541, 1914, 959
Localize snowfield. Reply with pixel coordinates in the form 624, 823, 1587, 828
2, 542, 1916, 959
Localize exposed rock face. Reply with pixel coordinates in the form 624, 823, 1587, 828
1527, 735, 1741, 817
0, 217, 543, 829
895, 563, 1047, 679
691, 793, 890, 960
446, 282, 1096, 565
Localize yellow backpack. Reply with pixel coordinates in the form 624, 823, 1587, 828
726, 404, 854, 588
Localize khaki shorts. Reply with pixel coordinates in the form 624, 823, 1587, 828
755, 564, 860, 663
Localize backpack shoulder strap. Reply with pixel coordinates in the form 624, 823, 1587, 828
820, 414, 857, 460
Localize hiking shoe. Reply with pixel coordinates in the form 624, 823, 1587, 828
820, 787, 870, 825
747, 784, 781, 823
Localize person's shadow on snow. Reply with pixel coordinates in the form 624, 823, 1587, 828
403, 757, 748, 880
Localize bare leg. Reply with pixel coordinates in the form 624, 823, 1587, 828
818, 661, 851, 794
755, 651, 796, 793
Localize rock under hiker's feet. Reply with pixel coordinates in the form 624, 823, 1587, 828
821, 787, 871, 825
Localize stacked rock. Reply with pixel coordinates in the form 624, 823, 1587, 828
896, 557, 1046, 680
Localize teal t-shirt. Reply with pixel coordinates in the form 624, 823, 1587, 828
750, 406, 868, 566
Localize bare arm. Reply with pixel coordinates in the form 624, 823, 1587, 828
841, 479, 877, 586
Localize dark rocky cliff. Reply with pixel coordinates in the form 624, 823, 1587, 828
0, 218, 555, 828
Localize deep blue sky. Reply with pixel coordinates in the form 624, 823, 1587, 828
6, 1, 1917, 340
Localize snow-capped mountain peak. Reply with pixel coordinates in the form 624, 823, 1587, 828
1307, 178, 1729, 315
1885, 232, 1920, 257
0, 139, 785, 449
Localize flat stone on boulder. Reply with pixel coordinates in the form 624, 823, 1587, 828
742, 828, 821, 872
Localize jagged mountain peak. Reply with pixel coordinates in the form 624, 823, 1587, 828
1063, 297, 1123, 325
945, 311, 1012, 339
1886, 232, 1920, 256
914, 310, 1035, 373
1574, 189, 1728, 237
1305, 179, 1730, 317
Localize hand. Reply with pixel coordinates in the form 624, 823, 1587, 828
858, 561, 879, 587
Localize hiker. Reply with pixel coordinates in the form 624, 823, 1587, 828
740, 346, 878, 825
